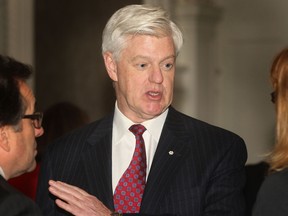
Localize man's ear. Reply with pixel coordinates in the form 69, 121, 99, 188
103, 52, 118, 82
0, 126, 10, 152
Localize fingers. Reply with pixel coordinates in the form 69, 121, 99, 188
49, 180, 90, 203
48, 180, 113, 216
54, 198, 74, 213
49, 180, 83, 208
49, 180, 88, 196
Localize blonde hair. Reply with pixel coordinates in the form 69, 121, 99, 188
268, 48, 288, 172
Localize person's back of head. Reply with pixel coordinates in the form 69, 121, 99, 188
0, 54, 44, 180
0, 55, 32, 130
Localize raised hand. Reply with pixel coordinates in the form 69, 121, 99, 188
49, 180, 112, 216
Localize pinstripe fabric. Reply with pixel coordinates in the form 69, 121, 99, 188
0, 175, 42, 215
36, 107, 247, 216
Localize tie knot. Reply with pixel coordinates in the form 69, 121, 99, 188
129, 124, 146, 136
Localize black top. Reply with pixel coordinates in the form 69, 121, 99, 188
253, 168, 288, 215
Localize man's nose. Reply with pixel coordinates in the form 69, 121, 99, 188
149, 66, 163, 83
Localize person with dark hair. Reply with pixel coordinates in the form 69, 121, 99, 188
253, 48, 288, 215
0, 54, 44, 215
36, 4, 247, 216
8, 101, 89, 200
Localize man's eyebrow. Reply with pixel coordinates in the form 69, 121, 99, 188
162, 55, 176, 60
130, 55, 149, 61
131, 55, 176, 62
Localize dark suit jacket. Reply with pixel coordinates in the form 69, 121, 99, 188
0, 175, 42, 215
36, 107, 247, 216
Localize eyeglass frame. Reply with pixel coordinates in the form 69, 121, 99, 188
270, 91, 276, 103
22, 112, 43, 129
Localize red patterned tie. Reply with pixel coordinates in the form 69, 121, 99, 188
113, 124, 147, 213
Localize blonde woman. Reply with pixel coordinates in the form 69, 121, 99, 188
253, 48, 288, 215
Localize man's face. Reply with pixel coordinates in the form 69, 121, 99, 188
8, 81, 44, 178
105, 35, 176, 123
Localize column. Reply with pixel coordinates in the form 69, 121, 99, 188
173, 1, 222, 123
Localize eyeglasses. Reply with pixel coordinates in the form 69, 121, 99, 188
22, 112, 43, 129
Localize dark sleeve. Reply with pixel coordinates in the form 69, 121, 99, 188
0, 192, 42, 216
252, 170, 288, 216
204, 135, 247, 216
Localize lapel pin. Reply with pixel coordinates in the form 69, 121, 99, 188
168, 151, 174, 155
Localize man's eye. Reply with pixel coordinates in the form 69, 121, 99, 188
162, 63, 173, 70
137, 63, 147, 69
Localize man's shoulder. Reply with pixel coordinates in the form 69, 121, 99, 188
0, 178, 42, 215
264, 168, 288, 186
168, 107, 243, 140
0, 176, 13, 198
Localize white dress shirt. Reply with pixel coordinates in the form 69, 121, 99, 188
112, 102, 168, 193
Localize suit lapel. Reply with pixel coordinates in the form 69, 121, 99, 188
75, 108, 192, 212
141, 107, 191, 212
80, 114, 115, 209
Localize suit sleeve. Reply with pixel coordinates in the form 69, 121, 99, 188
0, 192, 42, 216
203, 135, 247, 216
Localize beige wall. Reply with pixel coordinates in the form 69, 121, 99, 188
34, 0, 140, 120
215, 0, 288, 163
1, 0, 288, 164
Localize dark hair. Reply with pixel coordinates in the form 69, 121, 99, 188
0, 55, 32, 127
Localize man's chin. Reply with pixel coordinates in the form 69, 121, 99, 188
145, 106, 168, 118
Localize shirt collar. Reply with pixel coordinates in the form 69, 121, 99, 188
113, 102, 168, 142
113, 103, 134, 142
0, 166, 6, 180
